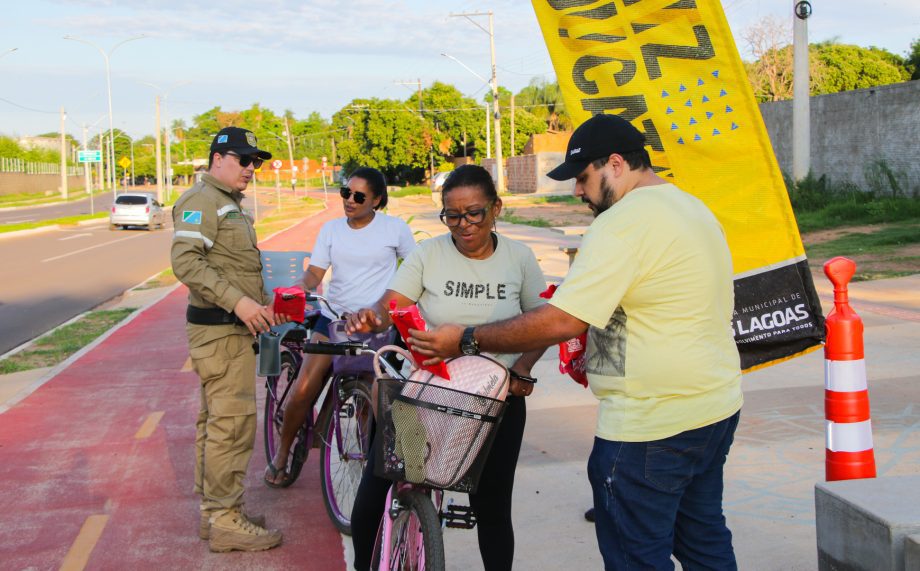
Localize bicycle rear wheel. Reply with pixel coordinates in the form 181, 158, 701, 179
319, 376, 373, 535
371, 489, 445, 571
263, 350, 308, 486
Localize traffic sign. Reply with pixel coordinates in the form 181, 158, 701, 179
78, 149, 102, 163
272, 159, 283, 170
118, 157, 131, 169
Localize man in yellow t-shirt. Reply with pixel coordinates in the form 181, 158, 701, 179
410, 113, 743, 570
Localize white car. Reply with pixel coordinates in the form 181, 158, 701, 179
109, 193, 166, 230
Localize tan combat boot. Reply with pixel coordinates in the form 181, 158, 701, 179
199, 506, 266, 540
208, 508, 282, 552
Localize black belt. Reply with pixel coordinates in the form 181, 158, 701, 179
186, 305, 244, 326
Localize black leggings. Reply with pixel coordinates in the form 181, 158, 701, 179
351, 395, 526, 571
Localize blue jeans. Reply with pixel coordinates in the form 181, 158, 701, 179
587, 411, 740, 571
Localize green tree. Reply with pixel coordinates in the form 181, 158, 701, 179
811, 41, 910, 94
332, 98, 429, 182
515, 78, 570, 131
905, 38, 920, 80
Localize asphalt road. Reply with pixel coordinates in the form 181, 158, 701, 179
0, 190, 139, 225
0, 219, 174, 355
0, 187, 286, 355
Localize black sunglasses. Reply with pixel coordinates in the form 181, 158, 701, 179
439, 205, 490, 227
225, 151, 263, 169
340, 187, 367, 204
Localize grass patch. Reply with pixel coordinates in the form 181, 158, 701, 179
0, 308, 135, 374
805, 223, 920, 259
135, 267, 177, 291
500, 208, 552, 228
390, 186, 431, 198
526, 195, 580, 204
0, 211, 109, 234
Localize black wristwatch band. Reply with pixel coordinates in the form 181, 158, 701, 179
460, 326, 480, 355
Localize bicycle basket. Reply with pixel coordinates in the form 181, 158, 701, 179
374, 355, 509, 493
327, 320, 397, 376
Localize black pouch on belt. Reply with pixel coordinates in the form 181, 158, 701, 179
186, 305, 244, 326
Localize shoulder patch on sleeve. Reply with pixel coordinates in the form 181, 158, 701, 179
182, 210, 202, 224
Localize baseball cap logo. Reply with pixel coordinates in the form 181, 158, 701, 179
217, 135, 228, 144
246, 132, 257, 147
570, 147, 581, 156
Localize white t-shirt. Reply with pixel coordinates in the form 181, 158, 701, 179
388, 232, 546, 367
310, 213, 416, 319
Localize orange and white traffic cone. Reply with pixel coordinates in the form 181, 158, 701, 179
823, 256, 876, 481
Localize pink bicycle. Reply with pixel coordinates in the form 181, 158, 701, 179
367, 347, 510, 571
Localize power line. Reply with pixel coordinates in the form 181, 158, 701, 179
0, 96, 57, 114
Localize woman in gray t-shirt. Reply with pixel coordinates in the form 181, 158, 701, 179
347, 164, 546, 571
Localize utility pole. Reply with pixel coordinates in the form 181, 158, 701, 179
283, 115, 296, 194
451, 11, 505, 193
510, 94, 515, 157
154, 95, 164, 202
485, 102, 491, 158
793, 0, 812, 180
59, 106, 68, 199
82, 123, 93, 214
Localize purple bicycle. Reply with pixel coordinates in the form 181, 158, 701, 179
263, 293, 394, 535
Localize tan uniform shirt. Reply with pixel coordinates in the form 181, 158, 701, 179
171, 173, 267, 348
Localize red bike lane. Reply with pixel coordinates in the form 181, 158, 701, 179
0, 199, 352, 570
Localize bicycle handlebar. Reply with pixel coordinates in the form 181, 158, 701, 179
301, 341, 370, 356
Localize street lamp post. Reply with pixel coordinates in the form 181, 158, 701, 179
64, 34, 146, 199
140, 81, 189, 200
441, 52, 493, 160
449, 11, 504, 193
60, 107, 68, 199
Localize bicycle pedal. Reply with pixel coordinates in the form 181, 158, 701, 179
441, 504, 477, 529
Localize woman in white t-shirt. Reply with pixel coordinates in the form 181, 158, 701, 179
264, 167, 415, 487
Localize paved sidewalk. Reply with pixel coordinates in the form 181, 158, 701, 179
1, 191, 918, 570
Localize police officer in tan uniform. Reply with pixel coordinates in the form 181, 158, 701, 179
171, 126, 282, 552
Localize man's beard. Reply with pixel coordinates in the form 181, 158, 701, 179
582, 173, 616, 217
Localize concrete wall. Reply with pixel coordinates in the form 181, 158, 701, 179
0, 173, 85, 196
759, 80, 920, 194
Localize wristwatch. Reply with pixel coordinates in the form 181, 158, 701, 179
460, 326, 480, 356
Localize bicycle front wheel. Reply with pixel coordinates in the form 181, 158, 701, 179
263, 350, 307, 486
372, 489, 445, 571
319, 377, 374, 535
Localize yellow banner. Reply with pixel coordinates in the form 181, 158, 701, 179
532, 0, 824, 370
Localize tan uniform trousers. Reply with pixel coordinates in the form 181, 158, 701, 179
189, 333, 257, 512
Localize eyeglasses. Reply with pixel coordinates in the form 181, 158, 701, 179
225, 151, 263, 169
339, 187, 367, 204
439, 206, 490, 227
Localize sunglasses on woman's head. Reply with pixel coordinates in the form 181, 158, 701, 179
340, 187, 367, 204
225, 151, 263, 169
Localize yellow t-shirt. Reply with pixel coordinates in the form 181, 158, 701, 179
549, 183, 742, 442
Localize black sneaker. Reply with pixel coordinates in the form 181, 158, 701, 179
584, 507, 595, 522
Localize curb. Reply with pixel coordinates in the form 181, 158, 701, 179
0, 282, 181, 415
0, 216, 109, 241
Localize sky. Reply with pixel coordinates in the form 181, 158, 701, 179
1, 0, 918, 142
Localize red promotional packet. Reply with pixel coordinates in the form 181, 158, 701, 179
389, 300, 451, 379
273, 287, 306, 320
540, 284, 588, 387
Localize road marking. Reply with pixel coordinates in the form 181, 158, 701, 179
59, 514, 109, 571
3, 218, 35, 224
59, 233, 93, 241
41, 233, 146, 263
135, 411, 165, 439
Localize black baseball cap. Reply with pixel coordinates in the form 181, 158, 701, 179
210, 127, 272, 160
547, 114, 646, 181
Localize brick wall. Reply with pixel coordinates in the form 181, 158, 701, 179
759, 80, 920, 194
